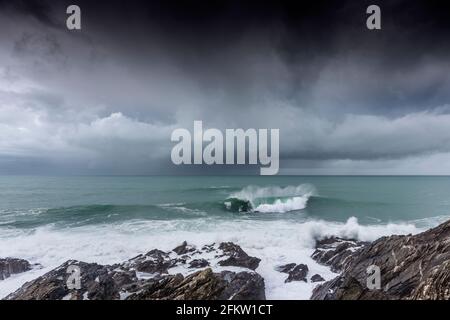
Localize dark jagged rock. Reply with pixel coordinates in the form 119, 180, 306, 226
276, 263, 311, 283
0, 258, 31, 280
312, 275, 390, 300
275, 263, 296, 273
311, 274, 325, 283
312, 220, 450, 300
124, 249, 175, 274
4, 260, 133, 300
6, 262, 265, 300
311, 237, 367, 273
128, 268, 265, 300
172, 241, 196, 255
5, 242, 266, 300
285, 264, 309, 283
217, 242, 261, 270
219, 270, 266, 300
189, 259, 209, 269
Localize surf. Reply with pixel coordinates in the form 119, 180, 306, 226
224, 184, 316, 213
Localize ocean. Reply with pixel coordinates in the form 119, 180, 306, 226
1, 175, 450, 299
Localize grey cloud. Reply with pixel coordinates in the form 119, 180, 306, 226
1, 0, 450, 174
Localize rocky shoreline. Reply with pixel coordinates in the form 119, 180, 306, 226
2, 219, 450, 300
0, 258, 32, 281
311, 219, 450, 300
3, 241, 267, 300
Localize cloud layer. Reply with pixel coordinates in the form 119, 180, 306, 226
1, 0, 450, 174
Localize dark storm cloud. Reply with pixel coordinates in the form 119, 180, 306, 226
0, 0, 61, 27
59, 0, 450, 114
1, 0, 450, 174
11, 0, 450, 113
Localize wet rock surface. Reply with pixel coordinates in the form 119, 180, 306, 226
172, 241, 196, 255
4, 219, 450, 300
285, 264, 309, 283
312, 220, 450, 300
5, 242, 265, 300
275, 263, 296, 274
276, 263, 310, 283
128, 268, 265, 300
311, 237, 367, 273
0, 258, 32, 280
189, 259, 209, 269
125, 249, 175, 274
311, 274, 325, 283
217, 242, 261, 270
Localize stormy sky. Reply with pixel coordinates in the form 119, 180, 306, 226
1, 0, 450, 175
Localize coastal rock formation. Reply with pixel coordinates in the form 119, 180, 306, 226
285, 264, 309, 283
189, 259, 209, 268
5, 242, 265, 300
275, 263, 297, 273
311, 220, 450, 300
124, 249, 175, 274
276, 263, 309, 283
0, 258, 31, 280
311, 274, 325, 283
128, 269, 265, 300
5, 260, 124, 300
311, 237, 367, 273
217, 242, 261, 270
4, 219, 450, 300
172, 241, 196, 255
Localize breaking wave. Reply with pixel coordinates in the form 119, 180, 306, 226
225, 184, 316, 213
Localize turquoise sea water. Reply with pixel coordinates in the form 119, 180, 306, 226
1, 175, 449, 299
1, 175, 450, 228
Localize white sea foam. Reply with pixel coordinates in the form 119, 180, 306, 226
158, 203, 187, 207
230, 184, 316, 202
0, 216, 427, 300
229, 184, 316, 213
255, 196, 310, 213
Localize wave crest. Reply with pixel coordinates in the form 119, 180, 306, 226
225, 184, 316, 213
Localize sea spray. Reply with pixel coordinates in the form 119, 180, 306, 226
225, 184, 316, 213
0, 216, 421, 299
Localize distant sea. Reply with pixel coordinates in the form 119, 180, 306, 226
1, 175, 450, 299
